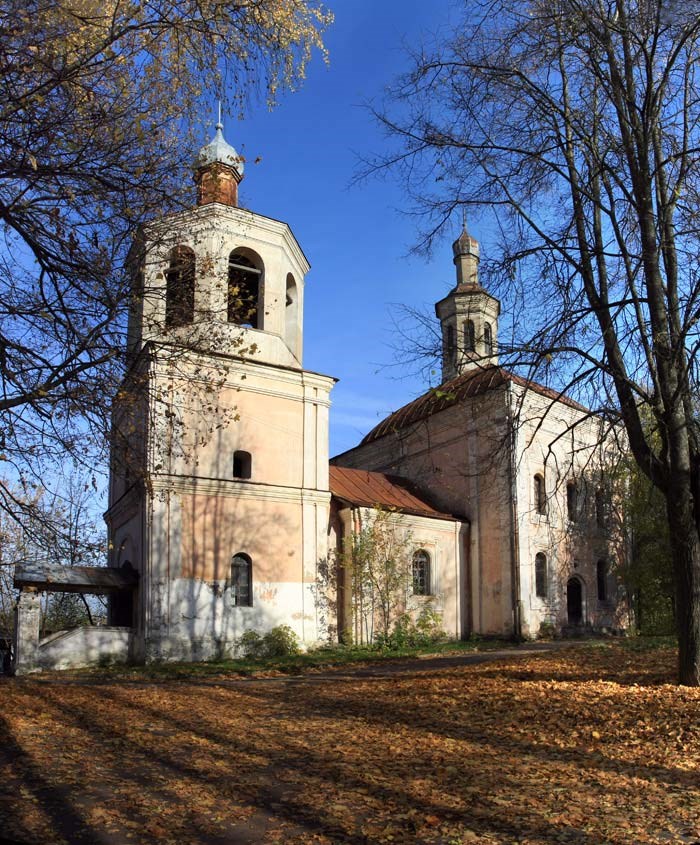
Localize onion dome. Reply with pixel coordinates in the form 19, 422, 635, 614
195, 122, 244, 178
452, 225, 479, 259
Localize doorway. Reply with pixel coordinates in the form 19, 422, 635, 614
567, 577, 583, 625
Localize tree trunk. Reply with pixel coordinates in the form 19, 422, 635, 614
666, 476, 700, 686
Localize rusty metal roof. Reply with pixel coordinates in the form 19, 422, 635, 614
329, 466, 458, 521
359, 365, 589, 445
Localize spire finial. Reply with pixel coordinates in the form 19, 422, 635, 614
216, 100, 223, 131
462, 207, 468, 232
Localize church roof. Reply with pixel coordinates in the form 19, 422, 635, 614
360, 365, 589, 445
329, 466, 458, 521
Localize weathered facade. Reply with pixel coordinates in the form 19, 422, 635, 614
105, 124, 335, 663
11, 127, 626, 673
333, 232, 627, 639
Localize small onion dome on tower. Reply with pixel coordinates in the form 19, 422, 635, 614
194, 122, 244, 207
452, 224, 480, 287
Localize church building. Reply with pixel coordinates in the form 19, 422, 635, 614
11, 126, 626, 673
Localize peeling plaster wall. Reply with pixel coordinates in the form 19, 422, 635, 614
512, 387, 627, 636
334, 383, 627, 638
144, 579, 319, 661
36, 627, 132, 672
334, 388, 516, 636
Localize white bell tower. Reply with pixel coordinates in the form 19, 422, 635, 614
435, 225, 500, 382
108, 123, 335, 663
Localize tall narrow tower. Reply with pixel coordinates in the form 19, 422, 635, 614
435, 225, 500, 382
107, 124, 335, 662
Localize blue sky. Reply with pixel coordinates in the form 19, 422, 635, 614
222, 0, 460, 455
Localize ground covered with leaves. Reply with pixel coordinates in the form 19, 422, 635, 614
1, 642, 698, 844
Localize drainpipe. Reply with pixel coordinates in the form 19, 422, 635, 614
506, 383, 523, 640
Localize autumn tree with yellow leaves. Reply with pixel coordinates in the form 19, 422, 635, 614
0, 1, 331, 531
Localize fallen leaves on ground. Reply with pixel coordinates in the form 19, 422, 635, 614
0, 643, 698, 844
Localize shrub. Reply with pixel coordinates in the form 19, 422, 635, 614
237, 625, 301, 659
414, 606, 446, 644
376, 606, 446, 649
538, 621, 556, 640
238, 629, 264, 659
262, 624, 301, 657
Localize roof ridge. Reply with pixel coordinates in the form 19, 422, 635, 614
354, 365, 590, 446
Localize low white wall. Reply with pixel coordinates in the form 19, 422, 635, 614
37, 626, 133, 671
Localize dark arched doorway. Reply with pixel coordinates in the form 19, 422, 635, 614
567, 577, 583, 625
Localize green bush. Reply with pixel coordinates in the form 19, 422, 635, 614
262, 624, 301, 657
238, 629, 264, 659
414, 606, 446, 644
237, 625, 301, 659
538, 621, 556, 640
376, 606, 446, 650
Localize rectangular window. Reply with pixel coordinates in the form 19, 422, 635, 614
233, 450, 252, 479
567, 481, 578, 522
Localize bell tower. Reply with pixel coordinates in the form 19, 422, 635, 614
108, 122, 335, 663
127, 122, 305, 367
435, 225, 500, 382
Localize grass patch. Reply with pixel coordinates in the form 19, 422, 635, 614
34, 634, 678, 683
47, 636, 519, 682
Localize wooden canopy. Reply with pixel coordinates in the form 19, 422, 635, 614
14, 563, 138, 595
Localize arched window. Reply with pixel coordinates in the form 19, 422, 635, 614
231, 553, 252, 606
165, 245, 195, 327
465, 319, 476, 352
233, 450, 252, 479
597, 559, 608, 601
412, 550, 431, 596
484, 322, 493, 356
285, 273, 298, 350
535, 553, 547, 598
446, 325, 455, 360
534, 473, 546, 515
228, 250, 262, 327
566, 481, 578, 522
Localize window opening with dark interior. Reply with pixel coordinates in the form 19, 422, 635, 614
597, 559, 608, 601
231, 553, 252, 606
567, 481, 578, 522
534, 474, 546, 515
446, 325, 455, 361
484, 322, 493, 356
465, 319, 476, 352
228, 252, 261, 326
165, 245, 195, 328
412, 550, 431, 596
233, 450, 252, 479
535, 552, 547, 598
595, 488, 606, 528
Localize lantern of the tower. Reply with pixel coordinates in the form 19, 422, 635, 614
193, 121, 244, 207
435, 225, 500, 382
